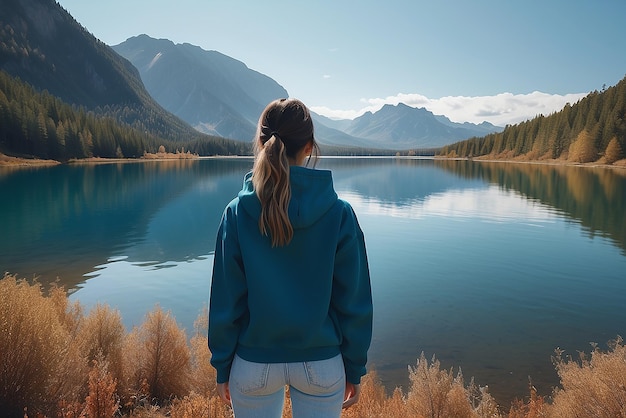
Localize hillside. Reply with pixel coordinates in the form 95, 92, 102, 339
0, 70, 251, 159
112, 35, 288, 141
0, 0, 245, 159
439, 76, 626, 164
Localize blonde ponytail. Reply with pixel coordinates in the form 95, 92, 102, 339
251, 99, 318, 247
252, 134, 292, 247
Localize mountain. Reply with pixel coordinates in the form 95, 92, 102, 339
343, 103, 501, 149
0, 0, 242, 159
113, 35, 388, 149
0, 0, 501, 157
111, 36, 500, 150
313, 113, 353, 132
112, 35, 290, 141
309, 115, 384, 149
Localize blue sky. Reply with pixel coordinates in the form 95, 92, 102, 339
57, 0, 626, 126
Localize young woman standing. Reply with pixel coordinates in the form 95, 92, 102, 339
209, 98, 373, 417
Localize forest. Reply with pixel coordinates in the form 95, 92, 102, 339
438, 76, 626, 164
0, 70, 251, 160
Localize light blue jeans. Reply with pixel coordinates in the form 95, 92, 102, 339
229, 354, 346, 418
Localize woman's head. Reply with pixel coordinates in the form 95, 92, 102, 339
255, 98, 318, 163
252, 98, 320, 247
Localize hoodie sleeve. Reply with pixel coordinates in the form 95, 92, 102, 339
208, 202, 248, 383
332, 203, 373, 384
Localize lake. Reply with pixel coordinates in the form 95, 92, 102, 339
1, 157, 625, 406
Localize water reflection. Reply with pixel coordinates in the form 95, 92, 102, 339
2, 157, 625, 407
0, 158, 253, 286
433, 160, 626, 254
341, 186, 558, 225
319, 157, 485, 204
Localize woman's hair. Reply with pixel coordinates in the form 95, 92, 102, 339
252, 98, 319, 247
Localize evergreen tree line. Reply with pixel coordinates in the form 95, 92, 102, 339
0, 71, 250, 161
438, 76, 626, 163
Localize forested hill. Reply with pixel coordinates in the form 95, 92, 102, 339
0, 71, 250, 159
439, 76, 626, 164
0, 0, 246, 159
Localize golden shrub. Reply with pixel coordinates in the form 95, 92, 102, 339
341, 370, 393, 417
507, 385, 546, 418
407, 353, 467, 417
0, 275, 72, 415
189, 308, 217, 396
84, 356, 120, 417
547, 337, 626, 418
78, 304, 126, 385
5, 275, 626, 418
123, 305, 192, 405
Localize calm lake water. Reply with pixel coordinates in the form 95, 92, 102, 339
2, 157, 626, 406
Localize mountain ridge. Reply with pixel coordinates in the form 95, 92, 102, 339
343, 103, 501, 148
112, 35, 288, 141
114, 35, 501, 149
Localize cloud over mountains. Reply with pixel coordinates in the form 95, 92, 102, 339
311, 91, 589, 127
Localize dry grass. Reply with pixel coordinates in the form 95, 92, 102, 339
2, 274, 626, 417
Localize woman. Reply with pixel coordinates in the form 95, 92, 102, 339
208, 98, 373, 417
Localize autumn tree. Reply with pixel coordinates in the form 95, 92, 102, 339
568, 129, 598, 163
604, 137, 623, 164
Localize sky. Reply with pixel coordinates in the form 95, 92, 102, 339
57, 0, 626, 127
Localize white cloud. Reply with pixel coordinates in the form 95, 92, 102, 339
323, 74, 331, 79
311, 91, 588, 126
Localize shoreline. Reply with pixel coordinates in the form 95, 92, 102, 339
0, 153, 240, 167
2, 152, 626, 176
433, 154, 626, 171
0, 153, 61, 167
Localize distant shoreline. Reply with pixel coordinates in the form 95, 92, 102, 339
2, 152, 626, 173
0, 153, 61, 167
0, 152, 230, 167
442, 155, 626, 170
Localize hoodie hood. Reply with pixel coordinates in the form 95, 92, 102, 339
238, 166, 338, 229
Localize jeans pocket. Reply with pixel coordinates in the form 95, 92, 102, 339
303, 355, 344, 390
231, 355, 271, 395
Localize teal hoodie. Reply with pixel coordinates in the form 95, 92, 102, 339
208, 166, 373, 385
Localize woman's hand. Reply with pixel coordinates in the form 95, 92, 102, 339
342, 382, 361, 409
217, 382, 231, 405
